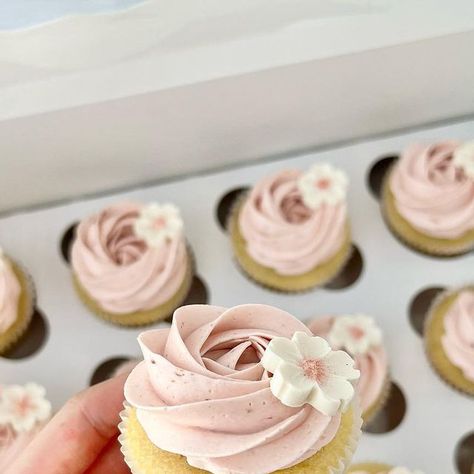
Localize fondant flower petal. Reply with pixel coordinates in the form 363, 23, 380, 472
270, 362, 314, 408
292, 332, 331, 360
261, 337, 300, 374
323, 350, 360, 380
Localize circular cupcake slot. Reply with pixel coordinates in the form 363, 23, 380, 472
165, 275, 209, 323
89, 356, 137, 386
59, 222, 78, 264
2, 307, 49, 360
408, 286, 445, 336
216, 187, 249, 231
183, 275, 209, 306
363, 381, 407, 434
367, 155, 398, 199
455, 431, 474, 474
324, 244, 364, 290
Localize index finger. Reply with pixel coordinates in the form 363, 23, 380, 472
8, 373, 128, 474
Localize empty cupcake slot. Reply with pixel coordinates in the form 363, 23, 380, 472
165, 275, 209, 323
455, 431, 474, 474
363, 381, 406, 434
59, 221, 78, 264
367, 155, 398, 199
408, 286, 445, 336
2, 307, 48, 360
324, 244, 363, 290
216, 187, 249, 231
90, 357, 136, 386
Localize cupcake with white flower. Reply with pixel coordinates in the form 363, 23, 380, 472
0, 247, 35, 355
229, 164, 352, 292
348, 463, 424, 474
119, 304, 363, 473
382, 140, 474, 256
71, 202, 194, 326
309, 314, 390, 423
0, 383, 52, 470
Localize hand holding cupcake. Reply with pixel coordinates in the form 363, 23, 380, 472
71, 202, 194, 326
382, 140, 474, 256
229, 164, 352, 292
120, 304, 362, 473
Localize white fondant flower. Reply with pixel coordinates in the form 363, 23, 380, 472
297, 163, 348, 209
389, 468, 425, 474
328, 314, 382, 355
453, 141, 474, 179
0, 383, 51, 433
261, 332, 359, 416
133, 203, 183, 248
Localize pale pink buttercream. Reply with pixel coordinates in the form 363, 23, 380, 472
390, 141, 474, 239
441, 290, 474, 382
125, 304, 343, 474
71, 202, 188, 314
309, 317, 388, 413
0, 257, 21, 334
238, 170, 347, 275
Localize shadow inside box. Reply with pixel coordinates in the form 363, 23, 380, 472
367, 154, 398, 199
363, 381, 407, 434
89, 357, 137, 386
408, 286, 445, 336
215, 186, 249, 231
456, 431, 474, 474
2, 307, 49, 360
324, 244, 363, 290
165, 275, 209, 323
59, 221, 78, 264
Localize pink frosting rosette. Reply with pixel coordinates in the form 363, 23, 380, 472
0, 251, 21, 335
309, 316, 387, 414
238, 167, 348, 276
441, 290, 474, 382
71, 202, 188, 314
389, 141, 474, 239
125, 304, 359, 473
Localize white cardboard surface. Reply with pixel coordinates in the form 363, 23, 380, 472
0, 118, 473, 473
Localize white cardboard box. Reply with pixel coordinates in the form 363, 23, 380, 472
0, 116, 472, 473
1, 1, 474, 212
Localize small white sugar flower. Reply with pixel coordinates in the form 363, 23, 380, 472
389, 468, 425, 474
133, 203, 183, 248
0, 383, 51, 433
261, 332, 359, 416
297, 163, 348, 210
328, 314, 382, 355
453, 141, 474, 179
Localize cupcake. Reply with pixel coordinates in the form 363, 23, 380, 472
229, 164, 352, 292
382, 140, 474, 256
309, 315, 389, 423
424, 286, 474, 396
348, 463, 424, 474
119, 304, 362, 473
0, 248, 35, 355
71, 202, 194, 326
0, 382, 52, 470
